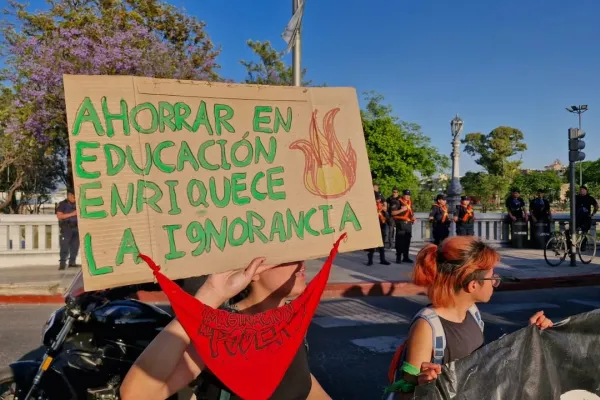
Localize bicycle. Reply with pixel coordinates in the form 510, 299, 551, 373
544, 225, 597, 266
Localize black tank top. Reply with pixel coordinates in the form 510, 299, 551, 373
193, 306, 312, 400
439, 313, 485, 364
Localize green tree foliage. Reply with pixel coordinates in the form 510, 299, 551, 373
362, 93, 449, 196
240, 40, 310, 86
580, 159, 600, 185
512, 170, 563, 203
462, 126, 527, 179
1, 0, 220, 211
461, 172, 510, 212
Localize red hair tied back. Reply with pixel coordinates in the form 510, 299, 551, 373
413, 244, 439, 287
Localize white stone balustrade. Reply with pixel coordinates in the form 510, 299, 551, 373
0, 212, 596, 268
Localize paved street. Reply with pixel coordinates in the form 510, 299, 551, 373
0, 286, 598, 399
4, 245, 600, 297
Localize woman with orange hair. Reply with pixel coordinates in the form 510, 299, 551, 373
387, 236, 553, 397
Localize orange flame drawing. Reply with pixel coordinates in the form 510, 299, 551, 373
290, 108, 358, 199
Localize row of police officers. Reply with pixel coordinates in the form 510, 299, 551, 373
370, 184, 476, 265
506, 187, 597, 233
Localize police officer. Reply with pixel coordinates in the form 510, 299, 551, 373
575, 185, 598, 234
391, 189, 415, 264
386, 187, 401, 249
367, 189, 391, 266
56, 189, 80, 270
529, 189, 551, 223
429, 194, 451, 245
506, 188, 528, 223
454, 196, 475, 236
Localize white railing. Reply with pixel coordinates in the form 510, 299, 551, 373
0, 212, 597, 268
411, 212, 598, 244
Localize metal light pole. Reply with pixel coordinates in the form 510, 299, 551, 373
292, 0, 302, 87
447, 114, 464, 212
566, 105, 588, 186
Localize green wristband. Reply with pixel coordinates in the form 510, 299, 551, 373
401, 361, 420, 376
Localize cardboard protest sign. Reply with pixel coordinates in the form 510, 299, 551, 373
63, 75, 381, 291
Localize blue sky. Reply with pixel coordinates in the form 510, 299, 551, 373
11, 0, 600, 174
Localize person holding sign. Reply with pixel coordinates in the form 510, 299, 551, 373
120, 257, 332, 400
391, 190, 415, 264
428, 194, 451, 245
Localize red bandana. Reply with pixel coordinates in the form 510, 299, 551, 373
139, 233, 346, 400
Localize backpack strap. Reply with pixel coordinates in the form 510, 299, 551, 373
410, 307, 446, 365
467, 304, 485, 332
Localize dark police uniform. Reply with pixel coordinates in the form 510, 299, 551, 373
575, 192, 598, 233
392, 190, 414, 263
455, 197, 475, 236
429, 196, 450, 245
506, 195, 526, 220
386, 192, 400, 249
56, 199, 80, 269
529, 196, 551, 222
367, 191, 391, 265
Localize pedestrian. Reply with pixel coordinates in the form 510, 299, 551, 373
385, 236, 553, 398
391, 190, 415, 264
386, 188, 401, 249
454, 196, 475, 236
120, 258, 331, 400
368, 189, 391, 266
575, 185, 598, 235
529, 189, 551, 223
429, 194, 450, 245
56, 188, 79, 270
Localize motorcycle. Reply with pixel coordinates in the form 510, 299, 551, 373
0, 270, 195, 400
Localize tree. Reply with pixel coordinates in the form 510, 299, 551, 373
362, 93, 449, 196
512, 170, 563, 203
462, 126, 527, 179
580, 159, 600, 185
460, 172, 510, 212
240, 39, 311, 86
1, 0, 220, 210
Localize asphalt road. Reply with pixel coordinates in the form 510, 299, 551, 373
0, 286, 599, 399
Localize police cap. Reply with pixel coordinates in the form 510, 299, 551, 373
403, 190, 411, 195
461, 195, 471, 201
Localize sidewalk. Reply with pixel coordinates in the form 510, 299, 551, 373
1, 246, 600, 302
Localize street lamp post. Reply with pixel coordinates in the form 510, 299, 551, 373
566, 105, 588, 186
292, 0, 302, 87
447, 114, 464, 213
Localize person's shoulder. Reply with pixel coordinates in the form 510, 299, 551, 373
56, 200, 68, 211
407, 317, 434, 346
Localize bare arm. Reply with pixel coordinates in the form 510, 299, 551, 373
307, 374, 331, 400
403, 319, 433, 386
120, 288, 222, 400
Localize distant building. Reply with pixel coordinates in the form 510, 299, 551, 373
544, 159, 567, 174
520, 159, 567, 176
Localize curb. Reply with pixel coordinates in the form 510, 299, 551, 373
0, 273, 599, 304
